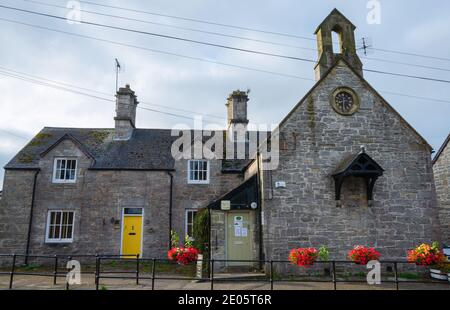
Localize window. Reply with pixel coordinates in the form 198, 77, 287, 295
185, 209, 198, 238
187, 160, 209, 184
53, 158, 77, 183
46, 210, 74, 243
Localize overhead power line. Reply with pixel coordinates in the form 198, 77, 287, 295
0, 66, 225, 120
24, 0, 450, 73
58, 0, 450, 63
0, 5, 317, 63
370, 48, 450, 63
1, 17, 450, 106
73, 0, 316, 41
0, 128, 30, 140
2, 5, 450, 84
0, 70, 223, 122
0, 17, 314, 82
23, 0, 317, 52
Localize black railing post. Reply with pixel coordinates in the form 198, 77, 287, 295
210, 259, 214, 291
95, 256, 101, 291
394, 262, 399, 291
269, 260, 274, 291
151, 259, 156, 291
53, 255, 58, 285
136, 254, 140, 285
65, 256, 72, 290
9, 254, 16, 290
331, 261, 337, 290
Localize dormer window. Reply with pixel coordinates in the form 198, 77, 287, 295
187, 160, 209, 184
53, 158, 77, 183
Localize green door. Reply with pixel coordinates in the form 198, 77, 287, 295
226, 212, 253, 266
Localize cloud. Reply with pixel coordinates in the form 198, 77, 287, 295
1, 0, 450, 189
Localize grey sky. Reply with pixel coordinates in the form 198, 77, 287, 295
1, 0, 450, 189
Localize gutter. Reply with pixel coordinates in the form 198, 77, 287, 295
25, 169, 40, 265
167, 171, 174, 250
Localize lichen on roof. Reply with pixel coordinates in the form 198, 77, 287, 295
27, 133, 53, 147
18, 153, 34, 163
88, 130, 110, 144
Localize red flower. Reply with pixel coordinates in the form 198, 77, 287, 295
167, 247, 199, 265
407, 243, 446, 266
288, 248, 319, 267
347, 245, 380, 265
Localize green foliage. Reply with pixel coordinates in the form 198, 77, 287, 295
431, 241, 440, 251
171, 230, 180, 248
184, 234, 193, 248
398, 272, 420, 280
318, 246, 329, 261
193, 208, 209, 255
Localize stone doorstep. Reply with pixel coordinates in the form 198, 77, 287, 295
193, 272, 267, 283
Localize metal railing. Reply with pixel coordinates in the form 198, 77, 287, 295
0, 254, 449, 290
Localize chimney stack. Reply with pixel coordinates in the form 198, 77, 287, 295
226, 90, 249, 128
114, 84, 138, 140
226, 90, 249, 141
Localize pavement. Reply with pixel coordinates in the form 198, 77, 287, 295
1, 273, 449, 290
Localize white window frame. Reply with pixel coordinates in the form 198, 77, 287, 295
187, 160, 210, 184
45, 210, 75, 243
185, 209, 198, 239
52, 158, 78, 183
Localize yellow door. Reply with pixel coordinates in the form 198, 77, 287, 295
121, 215, 142, 258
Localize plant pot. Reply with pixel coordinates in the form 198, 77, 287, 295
430, 268, 447, 281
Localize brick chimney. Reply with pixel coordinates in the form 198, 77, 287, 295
114, 84, 138, 140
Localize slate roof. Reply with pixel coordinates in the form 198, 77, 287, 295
5, 127, 177, 171
5, 127, 268, 173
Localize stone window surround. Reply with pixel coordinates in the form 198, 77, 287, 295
45, 210, 75, 243
52, 157, 78, 184
187, 159, 210, 184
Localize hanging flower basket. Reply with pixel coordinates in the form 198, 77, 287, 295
288, 248, 319, 267
168, 247, 199, 265
407, 242, 446, 266
347, 245, 380, 265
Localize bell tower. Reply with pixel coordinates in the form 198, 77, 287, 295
314, 9, 363, 80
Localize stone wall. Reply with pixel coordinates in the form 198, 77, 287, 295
433, 139, 450, 245
0, 169, 37, 255
171, 159, 243, 239
262, 61, 441, 264
0, 139, 244, 259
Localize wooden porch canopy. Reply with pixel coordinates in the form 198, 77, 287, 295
332, 149, 384, 202
206, 174, 258, 211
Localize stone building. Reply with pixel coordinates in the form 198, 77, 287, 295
0, 9, 443, 266
433, 134, 450, 245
